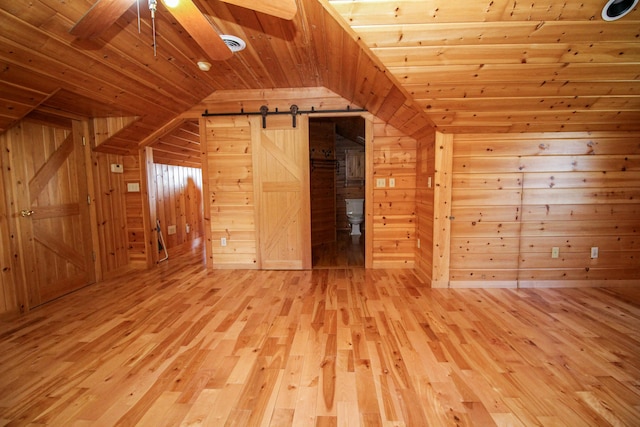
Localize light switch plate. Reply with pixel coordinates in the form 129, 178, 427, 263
376, 178, 386, 188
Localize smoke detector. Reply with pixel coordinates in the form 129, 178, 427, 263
221, 35, 246, 53
602, 0, 639, 21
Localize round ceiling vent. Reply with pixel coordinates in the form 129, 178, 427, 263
601, 0, 639, 21
221, 35, 246, 53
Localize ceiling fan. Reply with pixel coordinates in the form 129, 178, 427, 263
69, 0, 298, 61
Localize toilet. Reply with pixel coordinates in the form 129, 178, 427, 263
345, 198, 365, 236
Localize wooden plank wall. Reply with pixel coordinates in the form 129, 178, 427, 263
92, 153, 132, 276
310, 121, 337, 245
336, 135, 365, 231
414, 128, 436, 283
201, 112, 418, 269
202, 117, 257, 268
0, 139, 16, 314
122, 154, 148, 266
371, 119, 417, 268
153, 163, 203, 252
450, 131, 640, 287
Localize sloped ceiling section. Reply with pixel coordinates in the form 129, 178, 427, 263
0, 0, 431, 157
2, 0, 638, 153
327, 0, 640, 133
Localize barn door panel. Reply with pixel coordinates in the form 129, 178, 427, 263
10, 120, 95, 309
252, 115, 311, 270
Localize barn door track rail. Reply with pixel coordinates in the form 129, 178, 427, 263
202, 105, 366, 128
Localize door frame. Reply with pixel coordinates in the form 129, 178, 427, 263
306, 112, 374, 269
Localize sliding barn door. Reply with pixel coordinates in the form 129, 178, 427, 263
252, 115, 311, 269
8, 120, 95, 309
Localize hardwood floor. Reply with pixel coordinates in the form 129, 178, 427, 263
313, 231, 365, 268
1, 243, 639, 426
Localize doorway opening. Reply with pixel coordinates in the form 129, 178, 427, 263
309, 116, 366, 268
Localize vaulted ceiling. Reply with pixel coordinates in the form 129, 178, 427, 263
1, 0, 639, 161
331, 0, 640, 133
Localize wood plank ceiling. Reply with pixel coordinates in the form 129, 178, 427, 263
0, 0, 430, 162
1, 0, 639, 164
330, 0, 640, 133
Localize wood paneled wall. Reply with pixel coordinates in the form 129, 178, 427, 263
122, 154, 148, 266
92, 145, 204, 274
0, 145, 16, 314
447, 131, 640, 287
370, 119, 418, 268
92, 152, 131, 277
415, 129, 436, 283
152, 163, 203, 252
201, 113, 418, 269
0, 119, 201, 313
201, 116, 256, 268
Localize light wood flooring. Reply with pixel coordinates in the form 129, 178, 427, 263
1, 243, 640, 426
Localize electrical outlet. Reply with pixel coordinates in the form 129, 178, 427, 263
551, 247, 559, 258
376, 178, 386, 188
427, 176, 432, 188
221, 237, 227, 247
417, 238, 421, 249
591, 247, 599, 259
389, 177, 395, 188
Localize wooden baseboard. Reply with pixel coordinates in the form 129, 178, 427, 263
430, 280, 448, 288
445, 280, 640, 289
450, 281, 518, 289
518, 279, 640, 288
212, 263, 259, 270
372, 261, 415, 269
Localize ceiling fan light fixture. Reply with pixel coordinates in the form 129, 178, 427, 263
163, 0, 180, 8
197, 61, 212, 71
602, 0, 639, 20
220, 35, 246, 53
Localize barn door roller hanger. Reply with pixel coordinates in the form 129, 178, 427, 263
202, 105, 367, 129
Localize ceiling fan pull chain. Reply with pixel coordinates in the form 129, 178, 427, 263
148, 0, 158, 56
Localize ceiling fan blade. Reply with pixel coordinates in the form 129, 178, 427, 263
166, 0, 233, 61
70, 0, 136, 39
219, 0, 297, 20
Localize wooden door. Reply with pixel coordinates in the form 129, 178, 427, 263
8, 120, 95, 309
252, 115, 311, 269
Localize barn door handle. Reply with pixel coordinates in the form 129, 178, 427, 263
20, 209, 34, 217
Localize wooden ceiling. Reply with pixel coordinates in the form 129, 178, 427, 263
1, 0, 639, 164
330, 0, 640, 133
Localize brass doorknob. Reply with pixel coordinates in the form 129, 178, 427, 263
20, 209, 34, 217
